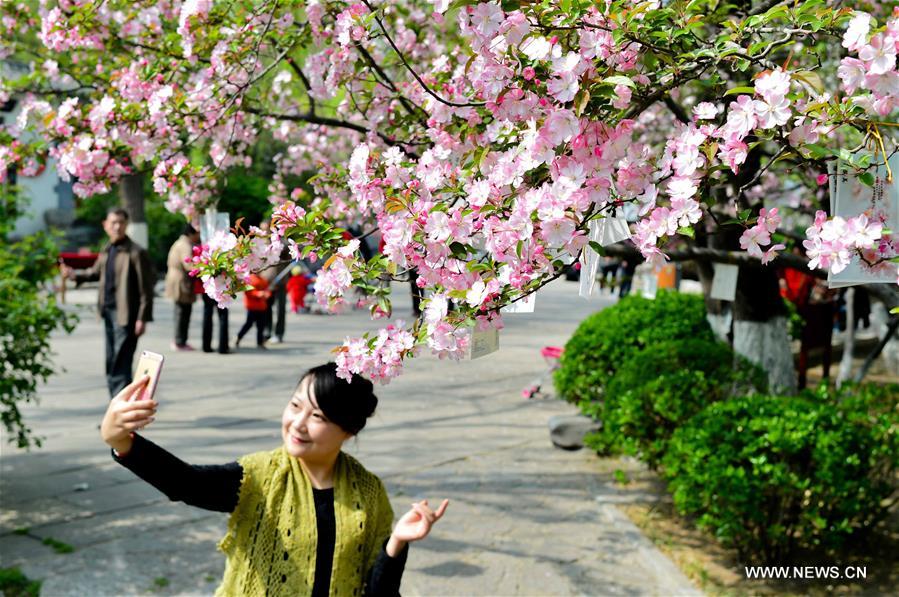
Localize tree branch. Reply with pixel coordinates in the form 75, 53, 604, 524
663, 97, 690, 124
361, 0, 485, 109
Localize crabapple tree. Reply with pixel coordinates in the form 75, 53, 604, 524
2, 0, 899, 390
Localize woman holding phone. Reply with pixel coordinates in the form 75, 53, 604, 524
100, 362, 448, 596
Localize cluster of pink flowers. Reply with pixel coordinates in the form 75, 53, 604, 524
838, 12, 899, 115
10, 0, 899, 384
39, 7, 106, 53
739, 207, 786, 265
803, 210, 889, 275
335, 321, 417, 383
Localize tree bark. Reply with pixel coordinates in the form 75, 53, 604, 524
731, 262, 797, 394
837, 288, 856, 387
119, 173, 148, 249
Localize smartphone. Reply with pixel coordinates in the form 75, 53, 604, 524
133, 351, 164, 401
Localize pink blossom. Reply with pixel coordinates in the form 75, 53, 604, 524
612, 84, 632, 109
754, 69, 791, 104
470, 2, 504, 39
761, 243, 786, 265
667, 176, 698, 201
838, 57, 867, 94
843, 12, 872, 52
692, 102, 718, 120
858, 34, 897, 76
725, 95, 757, 138
754, 96, 791, 129
739, 226, 771, 257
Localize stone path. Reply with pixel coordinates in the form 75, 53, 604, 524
0, 280, 700, 596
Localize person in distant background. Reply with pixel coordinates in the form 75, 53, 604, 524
165, 224, 201, 351
286, 265, 312, 313
61, 207, 155, 397
235, 273, 271, 349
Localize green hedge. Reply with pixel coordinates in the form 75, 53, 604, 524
662, 390, 899, 563
554, 291, 714, 404
585, 339, 767, 467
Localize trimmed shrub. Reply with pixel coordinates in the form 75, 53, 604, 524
553, 291, 714, 404
585, 339, 767, 466
662, 392, 899, 563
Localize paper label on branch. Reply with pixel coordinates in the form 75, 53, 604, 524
468, 326, 499, 359
634, 263, 657, 299
578, 220, 601, 298
200, 210, 230, 244
827, 160, 836, 208
829, 153, 899, 287
710, 263, 739, 302
598, 213, 632, 246
501, 292, 536, 313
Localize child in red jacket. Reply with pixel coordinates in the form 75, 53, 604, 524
235, 273, 271, 348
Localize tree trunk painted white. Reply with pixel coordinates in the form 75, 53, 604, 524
837, 288, 855, 387
120, 173, 148, 248
733, 316, 798, 394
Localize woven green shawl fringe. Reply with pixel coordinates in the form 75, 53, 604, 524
216, 447, 393, 596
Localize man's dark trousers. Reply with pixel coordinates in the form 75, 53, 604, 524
174, 302, 192, 346
202, 293, 229, 353
103, 306, 138, 398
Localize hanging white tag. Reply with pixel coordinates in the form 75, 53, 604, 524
468, 326, 499, 359
580, 220, 603, 298
598, 213, 632, 246
828, 152, 899, 288
710, 263, 739, 302
501, 292, 536, 313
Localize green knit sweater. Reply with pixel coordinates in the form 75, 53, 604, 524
216, 447, 394, 596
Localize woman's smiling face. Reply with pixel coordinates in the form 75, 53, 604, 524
282, 375, 351, 462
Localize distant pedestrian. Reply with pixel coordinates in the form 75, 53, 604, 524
61, 207, 155, 397
202, 291, 231, 354
286, 266, 312, 313
235, 273, 271, 349
100, 362, 448, 595
262, 264, 288, 344
165, 224, 201, 351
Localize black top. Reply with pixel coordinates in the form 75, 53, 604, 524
113, 435, 407, 595
312, 488, 336, 596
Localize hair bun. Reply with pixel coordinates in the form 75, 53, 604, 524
302, 363, 378, 435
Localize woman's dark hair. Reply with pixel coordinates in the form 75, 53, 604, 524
183, 223, 198, 236
298, 362, 377, 435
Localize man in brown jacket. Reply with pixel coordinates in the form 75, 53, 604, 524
164, 224, 201, 351
62, 208, 155, 397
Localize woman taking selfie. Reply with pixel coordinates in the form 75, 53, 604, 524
101, 362, 448, 596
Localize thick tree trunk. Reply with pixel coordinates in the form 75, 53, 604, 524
837, 288, 856, 387
731, 265, 797, 394
120, 173, 148, 249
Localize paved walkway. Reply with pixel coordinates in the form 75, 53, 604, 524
0, 280, 700, 596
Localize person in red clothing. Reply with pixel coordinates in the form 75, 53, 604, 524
285, 265, 312, 313
235, 273, 271, 349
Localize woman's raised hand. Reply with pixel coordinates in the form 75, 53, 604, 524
100, 375, 157, 456
386, 499, 449, 557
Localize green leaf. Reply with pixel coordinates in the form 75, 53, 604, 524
858, 172, 875, 187
588, 241, 606, 256
724, 86, 755, 96
677, 226, 695, 238
603, 75, 636, 88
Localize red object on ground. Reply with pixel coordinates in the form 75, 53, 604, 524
59, 251, 99, 269
541, 346, 564, 360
